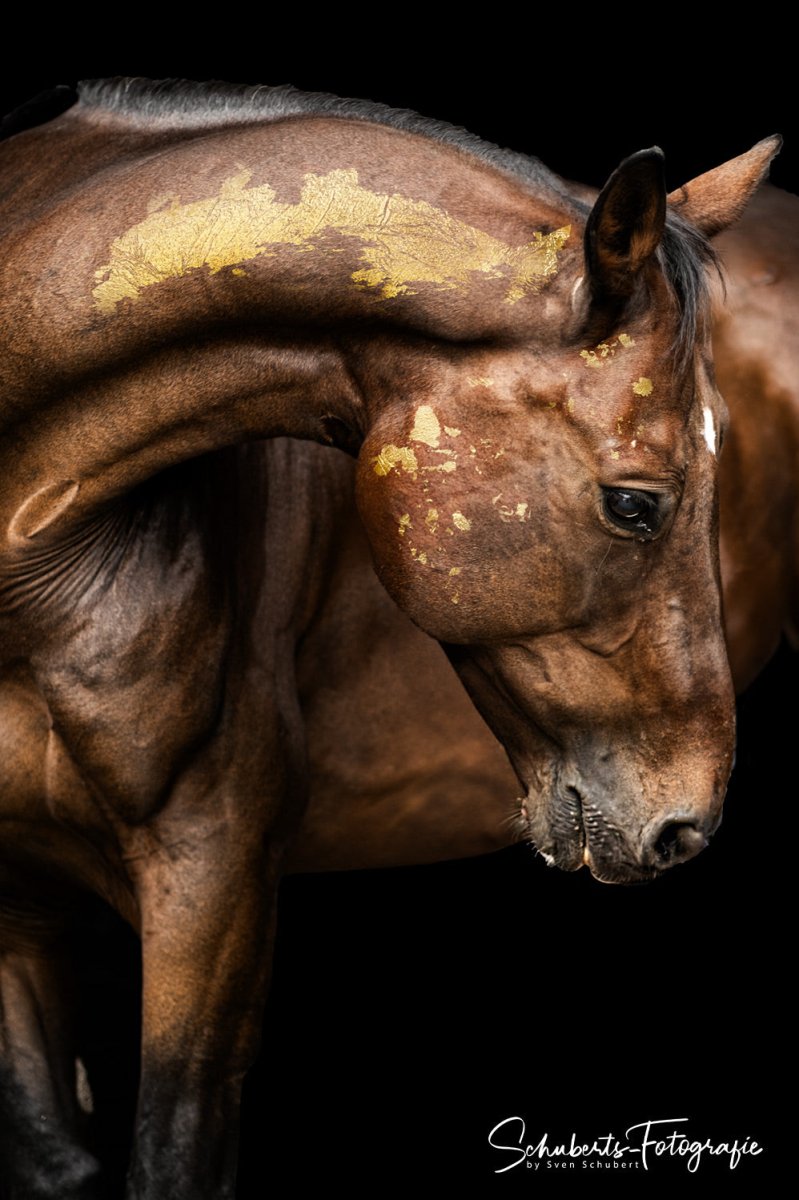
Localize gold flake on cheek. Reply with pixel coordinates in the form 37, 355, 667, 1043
421, 460, 457, 474
443, 425, 462, 437
618, 332, 635, 347
632, 377, 654, 397
372, 445, 419, 476
410, 406, 442, 447
93, 167, 571, 313
425, 508, 439, 533
492, 492, 528, 522
452, 511, 472, 531
397, 513, 411, 536
449, 567, 461, 576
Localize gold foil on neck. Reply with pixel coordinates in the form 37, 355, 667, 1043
93, 167, 570, 314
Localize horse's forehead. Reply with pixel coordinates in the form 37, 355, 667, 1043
415, 317, 694, 426
559, 328, 696, 433
370, 319, 708, 493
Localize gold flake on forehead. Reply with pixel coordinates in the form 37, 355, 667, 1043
92, 167, 571, 313
632, 377, 654, 397
579, 334, 636, 367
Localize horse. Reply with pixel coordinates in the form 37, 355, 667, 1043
0, 77, 778, 1198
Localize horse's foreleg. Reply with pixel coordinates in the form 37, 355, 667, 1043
0, 947, 102, 1199
124, 821, 276, 1200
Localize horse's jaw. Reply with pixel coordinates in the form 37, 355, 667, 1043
448, 639, 733, 885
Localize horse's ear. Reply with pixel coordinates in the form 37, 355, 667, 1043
667, 136, 782, 237
584, 148, 666, 301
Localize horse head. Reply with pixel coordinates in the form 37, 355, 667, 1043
355, 139, 779, 882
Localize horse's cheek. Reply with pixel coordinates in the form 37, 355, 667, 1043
354, 458, 441, 621
354, 458, 568, 643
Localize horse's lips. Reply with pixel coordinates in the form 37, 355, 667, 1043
522, 783, 587, 873
523, 786, 655, 883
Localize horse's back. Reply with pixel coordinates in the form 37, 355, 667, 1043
714, 185, 799, 685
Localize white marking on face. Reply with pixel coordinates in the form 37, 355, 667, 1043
702, 405, 717, 455
570, 275, 584, 311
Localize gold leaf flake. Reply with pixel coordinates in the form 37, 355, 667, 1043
93, 167, 570, 313
410, 405, 441, 447
373, 445, 419, 476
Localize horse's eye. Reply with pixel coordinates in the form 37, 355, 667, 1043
601, 488, 663, 537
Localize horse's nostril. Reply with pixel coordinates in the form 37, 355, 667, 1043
649, 820, 708, 867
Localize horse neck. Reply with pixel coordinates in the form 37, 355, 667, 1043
0, 111, 580, 547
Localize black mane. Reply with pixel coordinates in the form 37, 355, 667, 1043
76, 77, 572, 199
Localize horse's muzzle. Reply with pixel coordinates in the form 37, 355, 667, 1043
527, 782, 721, 884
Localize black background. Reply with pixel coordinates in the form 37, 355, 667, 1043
1, 30, 794, 1194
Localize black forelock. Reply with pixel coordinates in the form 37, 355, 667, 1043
657, 212, 720, 366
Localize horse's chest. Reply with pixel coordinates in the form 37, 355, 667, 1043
1, 513, 233, 830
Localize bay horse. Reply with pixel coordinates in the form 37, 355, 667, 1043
0, 78, 778, 1198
